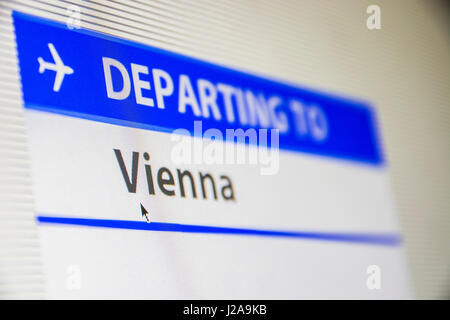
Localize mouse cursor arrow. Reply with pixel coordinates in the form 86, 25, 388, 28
140, 203, 150, 223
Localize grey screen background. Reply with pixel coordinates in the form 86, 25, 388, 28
0, 0, 448, 299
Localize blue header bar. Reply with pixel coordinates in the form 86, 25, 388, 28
13, 12, 383, 165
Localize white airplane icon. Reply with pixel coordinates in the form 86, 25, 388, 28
37, 43, 74, 92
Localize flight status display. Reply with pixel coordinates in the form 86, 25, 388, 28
12, 11, 410, 299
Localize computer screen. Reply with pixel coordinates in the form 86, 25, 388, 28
0, 0, 448, 301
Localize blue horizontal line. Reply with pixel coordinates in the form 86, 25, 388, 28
36, 216, 401, 246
